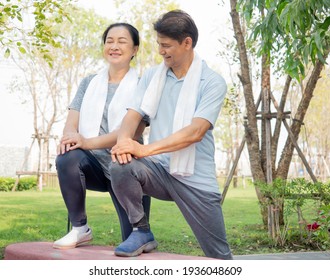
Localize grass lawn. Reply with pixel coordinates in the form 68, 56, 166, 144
0, 183, 320, 259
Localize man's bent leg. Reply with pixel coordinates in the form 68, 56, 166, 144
109, 158, 171, 257
110, 160, 146, 224
164, 181, 233, 259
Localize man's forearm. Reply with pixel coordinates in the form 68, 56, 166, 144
143, 118, 210, 157
118, 110, 143, 141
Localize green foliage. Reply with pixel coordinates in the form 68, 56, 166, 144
0, 0, 73, 64
257, 178, 330, 249
257, 178, 330, 209
238, 0, 330, 80
310, 205, 330, 249
0, 176, 37, 192
51, 5, 108, 63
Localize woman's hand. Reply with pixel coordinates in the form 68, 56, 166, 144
57, 133, 87, 154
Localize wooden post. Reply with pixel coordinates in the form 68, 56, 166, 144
270, 92, 317, 183
221, 93, 262, 205
263, 88, 273, 185
221, 138, 246, 205
282, 120, 317, 183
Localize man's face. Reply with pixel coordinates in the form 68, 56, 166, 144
156, 34, 189, 69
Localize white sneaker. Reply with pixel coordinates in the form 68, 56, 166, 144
53, 228, 93, 249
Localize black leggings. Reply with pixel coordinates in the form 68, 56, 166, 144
55, 149, 151, 241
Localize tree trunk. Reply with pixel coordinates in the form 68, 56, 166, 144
277, 57, 328, 179
230, 0, 267, 224
230, 0, 264, 180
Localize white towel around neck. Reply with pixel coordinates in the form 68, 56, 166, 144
141, 53, 203, 176
79, 67, 138, 138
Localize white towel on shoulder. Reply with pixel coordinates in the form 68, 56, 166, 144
141, 53, 203, 176
79, 67, 138, 138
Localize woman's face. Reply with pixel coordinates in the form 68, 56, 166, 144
103, 26, 138, 67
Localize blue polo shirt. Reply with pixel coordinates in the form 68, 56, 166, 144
130, 61, 227, 193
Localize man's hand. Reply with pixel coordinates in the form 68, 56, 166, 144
111, 138, 147, 164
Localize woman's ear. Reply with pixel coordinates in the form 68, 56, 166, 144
133, 46, 139, 56
131, 46, 139, 60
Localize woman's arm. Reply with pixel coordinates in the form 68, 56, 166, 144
61, 110, 146, 151
57, 110, 80, 154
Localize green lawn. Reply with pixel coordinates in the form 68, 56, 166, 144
0, 183, 321, 259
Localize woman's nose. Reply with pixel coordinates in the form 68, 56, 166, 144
110, 42, 118, 50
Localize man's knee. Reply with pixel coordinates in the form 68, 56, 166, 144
109, 160, 143, 188
109, 161, 134, 178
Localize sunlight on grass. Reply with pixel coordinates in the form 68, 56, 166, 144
0, 182, 322, 259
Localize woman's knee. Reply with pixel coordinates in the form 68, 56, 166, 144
56, 149, 85, 172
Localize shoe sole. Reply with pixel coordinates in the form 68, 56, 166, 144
115, 240, 158, 257
53, 237, 93, 250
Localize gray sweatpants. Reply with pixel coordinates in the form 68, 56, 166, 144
109, 158, 233, 260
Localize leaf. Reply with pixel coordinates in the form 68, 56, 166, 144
302, 45, 309, 65
313, 31, 323, 53
316, 50, 326, 64
4, 48, 10, 58
18, 46, 26, 54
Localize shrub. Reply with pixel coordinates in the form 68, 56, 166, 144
0, 176, 37, 192
0, 177, 13, 192
257, 178, 330, 250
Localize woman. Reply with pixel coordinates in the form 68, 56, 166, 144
53, 23, 150, 249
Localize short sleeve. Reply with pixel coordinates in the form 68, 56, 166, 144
193, 70, 227, 129
128, 67, 157, 117
69, 75, 96, 111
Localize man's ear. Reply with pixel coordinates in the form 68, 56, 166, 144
184, 37, 193, 50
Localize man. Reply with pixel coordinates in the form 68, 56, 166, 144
110, 10, 233, 259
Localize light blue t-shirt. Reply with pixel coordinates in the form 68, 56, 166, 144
131, 61, 227, 193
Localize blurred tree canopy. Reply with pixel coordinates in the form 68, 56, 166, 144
0, 0, 73, 64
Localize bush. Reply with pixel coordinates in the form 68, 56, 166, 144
257, 178, 330, 250
0, 177, 13, 192
0, 176, 37, 192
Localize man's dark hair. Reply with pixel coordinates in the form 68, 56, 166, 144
153, 10, 198, 48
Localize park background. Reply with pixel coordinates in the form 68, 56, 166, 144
0, 0, 329, 259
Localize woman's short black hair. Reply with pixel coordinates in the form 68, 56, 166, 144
102, 23, 140, 46
153, 10, 198, 48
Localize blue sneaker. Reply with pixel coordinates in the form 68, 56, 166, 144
115, 228, 158, 257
